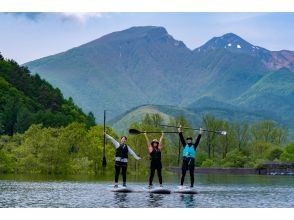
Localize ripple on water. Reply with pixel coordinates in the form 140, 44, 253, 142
0, 177, 293, 208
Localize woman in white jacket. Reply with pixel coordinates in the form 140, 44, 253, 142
105, 132, 141, 188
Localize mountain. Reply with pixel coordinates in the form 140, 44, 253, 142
25, 26, 192, 119
23, 26, 294, 131
0, 54, 95, 135
195, 33, 294, 71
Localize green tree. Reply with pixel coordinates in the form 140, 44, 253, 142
266, 147, 283, 161
233, 122, 250, 151
280, 142, 294, 162
251, 120, 287, 145
202, 114, 223, 159
221, 149, 248, 168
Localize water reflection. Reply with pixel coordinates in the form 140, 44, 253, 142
113, 193, 128, 208
148, 194, 164, 208
180, 194, 196, 208
1, 174, 294, 208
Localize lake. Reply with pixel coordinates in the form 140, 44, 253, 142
0, 173, 293, 208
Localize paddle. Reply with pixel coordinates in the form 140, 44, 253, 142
129, 128, 178, 135
102, 110, 107, 168
160, 124, 227, 136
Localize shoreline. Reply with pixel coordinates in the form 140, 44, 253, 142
169, 165, 294, 176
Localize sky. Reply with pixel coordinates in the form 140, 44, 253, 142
0, 12, 294, 64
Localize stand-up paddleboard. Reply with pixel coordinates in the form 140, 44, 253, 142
109, 185, 134, 193
174, 186, 198, 194
147, 187, 171, 194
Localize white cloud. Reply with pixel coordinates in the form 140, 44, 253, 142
60, 13, 104, 24
6, 12, 105, 24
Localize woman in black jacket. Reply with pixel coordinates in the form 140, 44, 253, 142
144, 132, 164, 188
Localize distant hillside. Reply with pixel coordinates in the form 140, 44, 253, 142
109, 104, 288, 136
24, 26, 294, 132
234, 68, 294, 127
0, 53, 95, 135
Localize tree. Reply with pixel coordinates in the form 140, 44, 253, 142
86, 112, 96, 128
280, 142, 294, 162
266, 147, 283, 161
221, 149, 248, 168
251, 141, 273, 160
202, 114, 222, 159
233, 122, 250, 151
251, 120, 287, 145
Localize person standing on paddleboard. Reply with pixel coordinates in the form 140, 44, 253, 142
178, 125, 203, 188
105, 132, 141, 188
144, 132, 164, 189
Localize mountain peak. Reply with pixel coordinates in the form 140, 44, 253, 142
79, 26, 188, 53
87, 26, 170, 45
195, 33, 265, 54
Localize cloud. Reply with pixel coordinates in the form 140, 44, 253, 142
8, 12, 44, 21
59, 13, 104, 24
6, 12, 104, 24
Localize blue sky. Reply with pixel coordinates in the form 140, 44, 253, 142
0, 12, 293, 64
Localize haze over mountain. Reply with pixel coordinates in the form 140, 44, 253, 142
24, 26, 294, 134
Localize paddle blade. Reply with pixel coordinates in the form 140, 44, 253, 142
129, 129, 141, 135
221, 131, 227, 136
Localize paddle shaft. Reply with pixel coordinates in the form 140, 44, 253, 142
102, 110, 107, 167
141, 131, 178, 134
160, 124, 223, 134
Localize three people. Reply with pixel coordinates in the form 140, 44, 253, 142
144, 132, 164, 188
106, 124, 203, 189
105, 133, 141, 188
178, 125, 203, 188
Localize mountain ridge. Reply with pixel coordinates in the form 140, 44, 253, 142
23, 26, 294, 129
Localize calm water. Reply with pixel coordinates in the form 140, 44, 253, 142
0, 173, 293, 208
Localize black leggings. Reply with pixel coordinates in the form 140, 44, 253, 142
181, 159, 195, 187
149, 167, 162, 185
115, 165, 127, 184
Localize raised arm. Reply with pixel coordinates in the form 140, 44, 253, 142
178, 125, 186, 147
105, 133, 120, 149
194, 128, 203, 150
159, 132, 164, 149
127, 145, 141, 160
144, 132, 153, 153
144, 132, 150, 146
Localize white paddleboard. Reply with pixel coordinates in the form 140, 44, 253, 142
109, 185, 134, 193
174, 186, 197, 194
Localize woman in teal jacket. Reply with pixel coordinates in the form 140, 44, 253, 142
178, 125, 203, 188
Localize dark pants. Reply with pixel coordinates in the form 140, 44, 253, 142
181, 158, 195, 187
149, 160, 162, 185
115, 162, 127, 185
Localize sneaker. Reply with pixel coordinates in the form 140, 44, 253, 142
114, 184, 118, 188
148, 185, 153, 189
159, 184, 163, 187
122, 183, 127, 187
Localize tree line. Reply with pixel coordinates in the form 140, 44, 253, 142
0, 113, 293, 175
